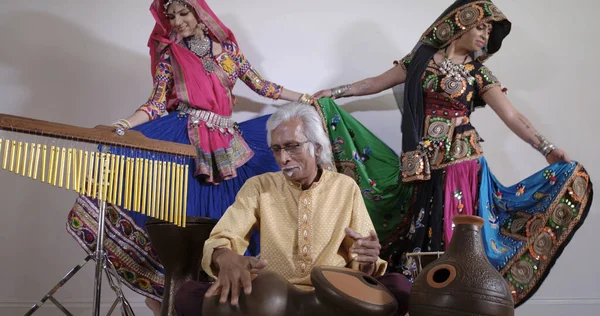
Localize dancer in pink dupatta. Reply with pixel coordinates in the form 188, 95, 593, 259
65, 0, 313, 314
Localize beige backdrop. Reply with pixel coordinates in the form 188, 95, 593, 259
0, 0, 598, 315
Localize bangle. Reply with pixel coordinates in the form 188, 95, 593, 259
298, 93, 312, 105
331, 84, 352, 98
534, 133, 556, 157
112, 118, 132, 129
112, 119, 132, 136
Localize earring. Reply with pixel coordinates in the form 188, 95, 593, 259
198, 23, 208, 35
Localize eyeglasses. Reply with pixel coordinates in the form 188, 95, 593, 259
270, 141, 309, 155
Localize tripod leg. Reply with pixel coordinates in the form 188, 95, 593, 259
24, 254, 94, 316
28, 158, 136, 316
92, 200, 109, 316
105, 298, 120, 316
103, 255, 136, 316
48, 297, 74, 316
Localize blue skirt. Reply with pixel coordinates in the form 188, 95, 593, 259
121, 112, 279, 227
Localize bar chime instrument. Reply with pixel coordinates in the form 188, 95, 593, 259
0, 113, 197, 227
0, 112, 198, 316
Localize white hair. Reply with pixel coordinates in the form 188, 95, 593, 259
266, 102, 332, 166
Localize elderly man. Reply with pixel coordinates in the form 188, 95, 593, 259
174, 102, 411, 315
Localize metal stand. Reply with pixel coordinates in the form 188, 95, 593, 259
25, 200, 135, 316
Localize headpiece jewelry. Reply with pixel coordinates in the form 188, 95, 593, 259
163, 0, 188, 11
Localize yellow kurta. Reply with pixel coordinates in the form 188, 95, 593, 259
202, 170, 387, 289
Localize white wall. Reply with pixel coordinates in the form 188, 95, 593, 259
0, 0, 598, 315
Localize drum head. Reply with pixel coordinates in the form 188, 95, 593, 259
311, 266, 397, 316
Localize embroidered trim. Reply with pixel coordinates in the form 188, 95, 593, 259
400, 149, 432, 183
296, 191, 314, 276
500, 163, 591, 303
400, 127, 483, 183
192, 133, 254, 183
420, 1, 507, 50
66, 196, 164, 301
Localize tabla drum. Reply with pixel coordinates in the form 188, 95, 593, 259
202, 270, 327, 316
311, 266, 398, 316
404, 251, 444, 280
145, 216, 217, 316
203, 266, 399, 316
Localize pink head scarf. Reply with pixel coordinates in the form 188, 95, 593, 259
147, 0, 237, 115
146, 0, 255, 184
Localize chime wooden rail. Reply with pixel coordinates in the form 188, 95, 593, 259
0, 113, 197, 227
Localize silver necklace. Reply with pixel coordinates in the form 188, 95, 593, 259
439, 49, 474, 84
188, 35, 215, 74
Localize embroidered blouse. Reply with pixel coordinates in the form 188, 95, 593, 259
395, 55, 503, 182
138, 40, 283, 120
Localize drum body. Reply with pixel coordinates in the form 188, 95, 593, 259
202, 270, 329, 316
146, 216, 217, 316
408, 216, 514, 316
202, 265, 398, 316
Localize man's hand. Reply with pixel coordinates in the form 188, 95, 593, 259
205, 249, 268, 306
345, 227, 381, 275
